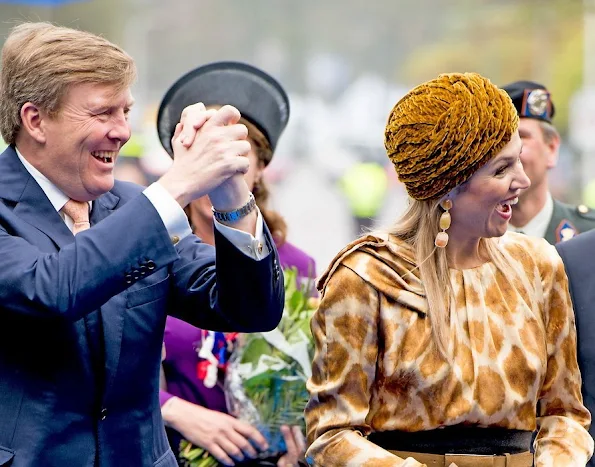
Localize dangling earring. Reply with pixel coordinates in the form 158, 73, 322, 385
435, 199, 452, 248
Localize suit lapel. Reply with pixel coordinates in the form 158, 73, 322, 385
0, 147, 74, 248
90, 190, 119, 225
13, 177, 74, 248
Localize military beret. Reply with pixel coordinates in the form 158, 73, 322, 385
500, 80, 555, 123
157, 61, 290, 160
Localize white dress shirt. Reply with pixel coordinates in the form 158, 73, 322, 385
16, 149, 269, 260
508, 192, 554, 239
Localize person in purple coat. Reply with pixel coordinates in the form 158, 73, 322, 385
156, 62, 316, 467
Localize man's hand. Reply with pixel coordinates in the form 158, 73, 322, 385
163, 397, 268, 466
157, 103, 251, 208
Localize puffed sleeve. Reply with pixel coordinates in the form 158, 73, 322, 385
305, 265, 425, 467
534, 244, 594, 466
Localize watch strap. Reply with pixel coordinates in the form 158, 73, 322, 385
212, 193, 256, 223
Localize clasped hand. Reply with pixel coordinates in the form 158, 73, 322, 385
158, 103, 252, 210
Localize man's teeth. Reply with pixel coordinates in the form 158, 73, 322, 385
92, 153, 114, 163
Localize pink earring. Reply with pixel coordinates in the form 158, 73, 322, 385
435, 199, 452, 248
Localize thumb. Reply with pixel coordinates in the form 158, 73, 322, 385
203, 105, 241, 128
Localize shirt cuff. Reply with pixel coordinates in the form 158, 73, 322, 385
143, 183, 192, 243
214, 207, 270, 260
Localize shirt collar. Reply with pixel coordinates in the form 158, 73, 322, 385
15, 148, 92, 212
508, 193, 553, 238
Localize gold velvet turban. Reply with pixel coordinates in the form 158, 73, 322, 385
385, 72, 518, 201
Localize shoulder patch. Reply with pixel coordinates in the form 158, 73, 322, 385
555, 219, 579, 242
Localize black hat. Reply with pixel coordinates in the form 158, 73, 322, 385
501, 80, 555, 123
157, 61, 290, 162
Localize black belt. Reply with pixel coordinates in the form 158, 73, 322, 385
367, 426, 532, 455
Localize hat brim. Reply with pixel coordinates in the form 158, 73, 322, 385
157, 61, 290, 159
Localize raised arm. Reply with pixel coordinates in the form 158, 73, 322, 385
534, 246, 594, 466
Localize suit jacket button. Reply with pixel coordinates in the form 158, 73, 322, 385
125, 273, 133, 284
147, 260, 156, 270
100, 408, 108, 420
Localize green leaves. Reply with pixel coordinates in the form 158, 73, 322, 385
177, 267, 319, 464
227, 267, 318, 455
178, 440, 218, 467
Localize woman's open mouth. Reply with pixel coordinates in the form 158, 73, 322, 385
495, 197, 518, 218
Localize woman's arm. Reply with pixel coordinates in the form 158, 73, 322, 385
534, 246, 594, 467
305, 265, 425, 467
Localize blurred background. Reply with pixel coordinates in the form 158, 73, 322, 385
1, 0, 594, 269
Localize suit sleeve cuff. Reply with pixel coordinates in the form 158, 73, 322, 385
214, 208, 270, 260
143, 183, 192, 242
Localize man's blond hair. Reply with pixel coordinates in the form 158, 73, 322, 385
0, 22, 137, 145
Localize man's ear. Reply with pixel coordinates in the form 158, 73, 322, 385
20, 102, 47, 144
545, 131, 561, 170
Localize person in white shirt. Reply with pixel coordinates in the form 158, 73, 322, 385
0, 22, 283, 467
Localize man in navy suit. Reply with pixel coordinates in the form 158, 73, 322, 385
556, 232, 595, 467
0, 22, 284, 467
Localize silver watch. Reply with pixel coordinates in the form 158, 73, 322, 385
211, 193, 256, 223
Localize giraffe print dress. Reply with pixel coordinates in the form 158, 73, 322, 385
305, 232, 593, 466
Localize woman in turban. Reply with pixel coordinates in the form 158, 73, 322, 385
305, 73, 593, 466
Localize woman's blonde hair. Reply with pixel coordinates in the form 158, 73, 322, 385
0, 22, 136, 145
388, 196, 523, 358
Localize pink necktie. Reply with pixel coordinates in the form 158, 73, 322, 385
61, 199, 90, 235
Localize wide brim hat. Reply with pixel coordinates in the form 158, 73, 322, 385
157, 61, 290, 162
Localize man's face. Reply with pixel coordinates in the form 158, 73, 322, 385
517, 118, 558, 196
40, 82, 133, 201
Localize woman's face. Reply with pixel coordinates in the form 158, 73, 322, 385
447, 131, 530, 243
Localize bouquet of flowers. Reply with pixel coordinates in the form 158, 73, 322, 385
178, 267, 318, 466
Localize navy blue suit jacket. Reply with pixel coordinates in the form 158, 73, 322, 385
556, 230, 595, 466
0, 146, 284, 467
